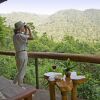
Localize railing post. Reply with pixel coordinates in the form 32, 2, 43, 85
35, 58, 39, 89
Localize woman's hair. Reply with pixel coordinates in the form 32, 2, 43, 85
14, 28, 20, 35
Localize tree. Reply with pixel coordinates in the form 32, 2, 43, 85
0, 17, 12, 48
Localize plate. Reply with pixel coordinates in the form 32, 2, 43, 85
44, 72, 62, 77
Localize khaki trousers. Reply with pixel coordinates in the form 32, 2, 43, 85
13, 51, 28, 86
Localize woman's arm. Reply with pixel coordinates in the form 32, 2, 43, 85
25, 26, 33, 40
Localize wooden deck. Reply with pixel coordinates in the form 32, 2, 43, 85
33, 89, 84, 100
0, 76, 84, 100
0, 76, 36, 100
0, 76, 61, 100
33, 89, 61, 100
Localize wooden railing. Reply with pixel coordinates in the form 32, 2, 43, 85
0, 51, 100, 88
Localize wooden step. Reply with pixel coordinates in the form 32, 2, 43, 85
0, 76, 36, 100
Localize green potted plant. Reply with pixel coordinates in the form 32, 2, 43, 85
59, 58, 75, 78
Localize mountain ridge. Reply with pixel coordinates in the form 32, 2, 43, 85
0, 9, 100, 41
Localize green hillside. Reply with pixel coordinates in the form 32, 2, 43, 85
37, 9, 100, 41
1, 9, 100, 41
0, 12, 48, 26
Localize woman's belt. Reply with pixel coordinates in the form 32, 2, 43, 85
16, 50, 26, 53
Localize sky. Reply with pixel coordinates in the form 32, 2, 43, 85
0, 0, 100, 15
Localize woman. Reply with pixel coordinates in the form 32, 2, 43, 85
13, 21, 33, 86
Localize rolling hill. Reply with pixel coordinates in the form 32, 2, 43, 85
37, 9, 100, 41
0, 12, 48, 26
0, 9, 100, 41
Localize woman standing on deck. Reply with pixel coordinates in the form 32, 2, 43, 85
13, 21, 33, 86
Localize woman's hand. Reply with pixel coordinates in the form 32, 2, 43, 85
25, 25, 33, 40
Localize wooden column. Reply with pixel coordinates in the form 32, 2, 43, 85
71, 84, 77, 100
35, 58, 39, 89
71, 77, 86, 100
49, 81, 56, 100
24, 95, 32, 100
61, 91, 67, 100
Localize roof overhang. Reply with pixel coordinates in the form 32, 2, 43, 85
0, 0, 7, 4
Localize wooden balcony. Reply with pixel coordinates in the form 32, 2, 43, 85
0, 51, 99, 100
0, 51, 100, 88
